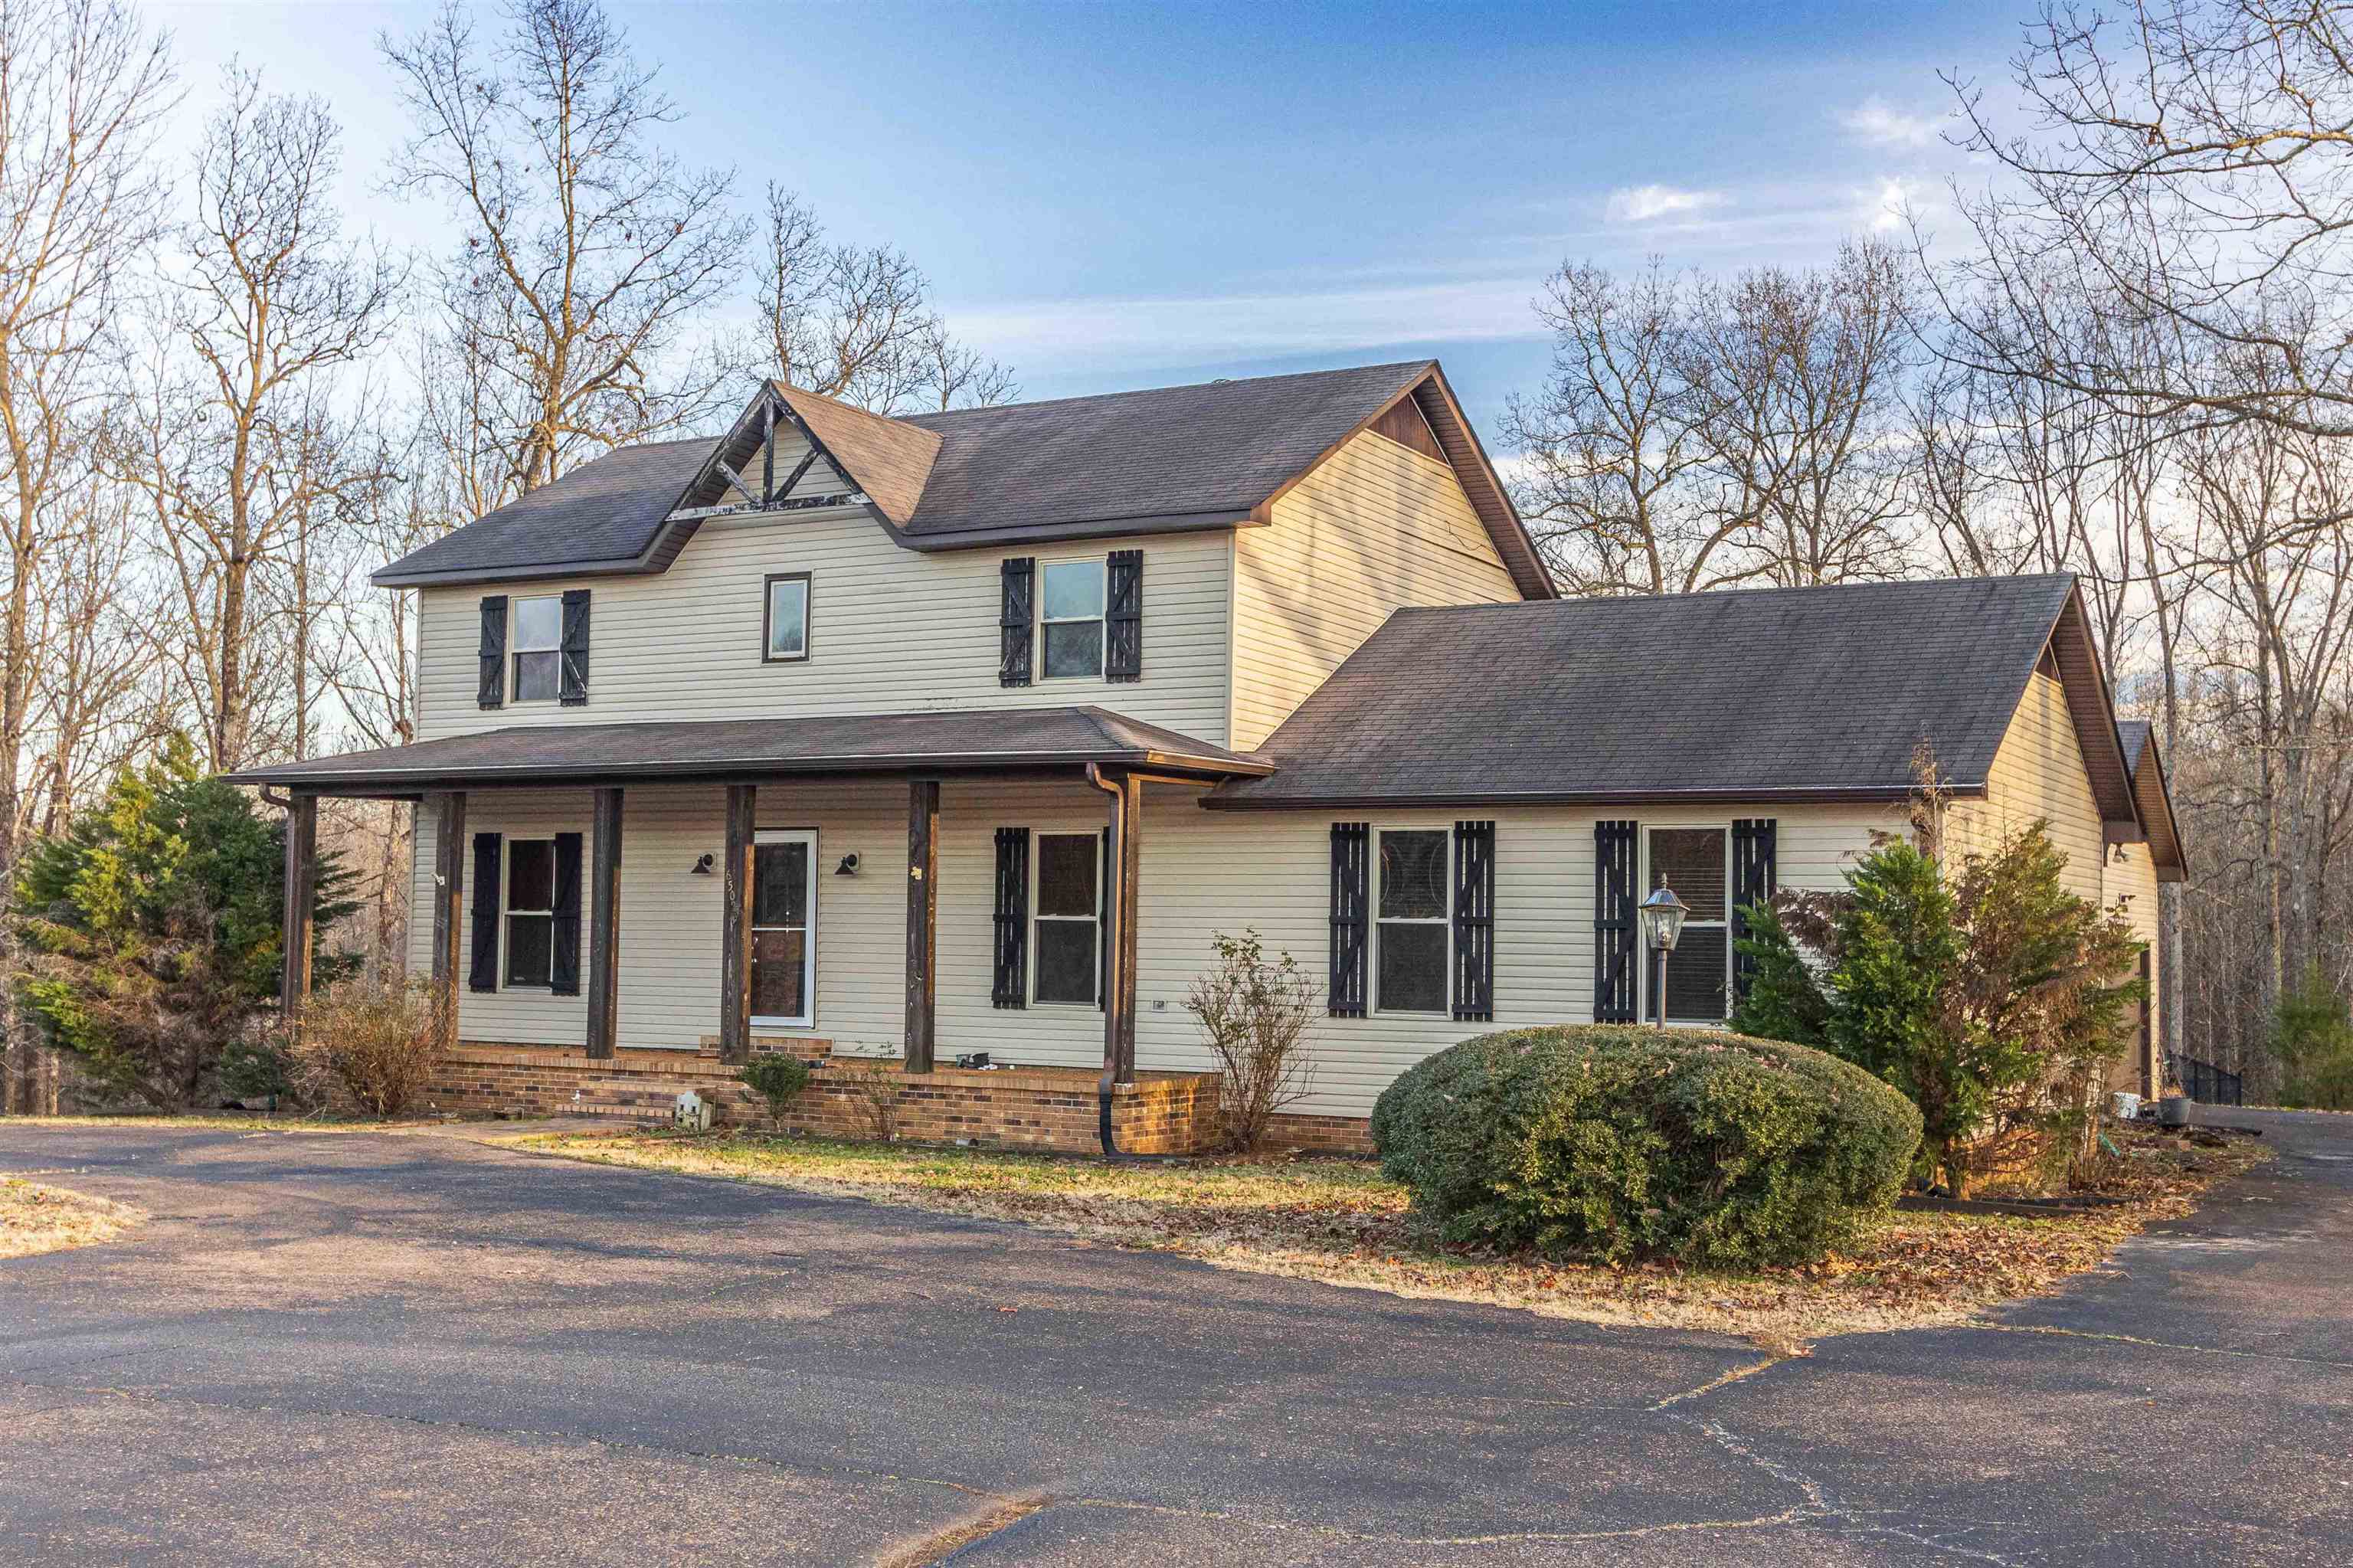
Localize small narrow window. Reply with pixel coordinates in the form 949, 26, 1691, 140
504, 838, 556, 987
1646, 827, 1730, 1023
1039, 559, 1106, 679
1375, 828, 1449, 1014
512, 595, 562, 701
1032, 830, 1101, 1004
764, 573, 810, 662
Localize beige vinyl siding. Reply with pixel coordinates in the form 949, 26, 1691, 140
414, 437, 1235, 748
1949, 670, 2108, 905
414, 784, 1898, 1117
1229, 429, 1523, 751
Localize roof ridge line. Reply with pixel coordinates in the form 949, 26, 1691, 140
898, 359, 1437, 422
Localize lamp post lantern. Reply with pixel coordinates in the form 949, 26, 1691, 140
1638, 883, 1690, 1030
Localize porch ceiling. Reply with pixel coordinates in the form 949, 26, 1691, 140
224, 705, 1270, 797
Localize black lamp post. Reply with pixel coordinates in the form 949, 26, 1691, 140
1638, 883, 1690, 1030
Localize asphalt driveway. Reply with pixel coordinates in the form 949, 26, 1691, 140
2, 1108, 2347, 1566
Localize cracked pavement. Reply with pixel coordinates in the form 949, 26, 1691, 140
2, 1108, 2347, 1566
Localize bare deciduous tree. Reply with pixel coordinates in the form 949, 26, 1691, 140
754, 184, 1014, 412
381, 0, 749, 500
115, 72, 396, 771
0, 0, 170, 876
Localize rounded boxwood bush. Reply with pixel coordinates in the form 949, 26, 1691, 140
1370, 1025, 1921, 1267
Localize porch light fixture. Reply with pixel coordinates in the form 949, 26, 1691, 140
691, 853, 715, 876
1638, 883, 1690, 1031
836, 853, 860, 876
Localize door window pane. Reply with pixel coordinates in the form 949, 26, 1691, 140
751, 928, 807, 1020
1035, 920, 1098, 1005
1659, 926, 1728, 1021
753, 841, 808, 927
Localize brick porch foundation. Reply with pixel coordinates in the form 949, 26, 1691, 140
415, 1041, 1231, 1155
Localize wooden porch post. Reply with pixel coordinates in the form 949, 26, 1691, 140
905, 777, 940, 1073
427, 791, 466, 1050
718, 784, 756, 1064
1104, 772, 1141, 1086
587, 787, 624, 1059
280, 792, 318, 1032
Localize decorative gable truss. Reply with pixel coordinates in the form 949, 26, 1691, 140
669, 381, 944, 529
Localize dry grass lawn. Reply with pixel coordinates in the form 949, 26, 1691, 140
517, 1121, 2268, 1346
0, 1177, 146, 1259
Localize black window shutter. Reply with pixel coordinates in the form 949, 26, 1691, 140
1452, 820, 1495, 1022
1731, 818, 1778, 1003
476, 596, 508, 709
550, 832, 584, 995
558, 590, 591, 706
1593, 820, 1638, 1023
1329, 822, 1370, 1016
993, 827, 1029, 1007
1105, 549, 1142, 683
999, 558, 1034, 687
469, 832, 502, 993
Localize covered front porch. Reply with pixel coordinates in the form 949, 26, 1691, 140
233, 708, 1270, 1154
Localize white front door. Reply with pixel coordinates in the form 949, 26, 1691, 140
751, 829, 816, 1028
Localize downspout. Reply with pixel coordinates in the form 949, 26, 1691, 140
258, 786, 292, 812
1083, 763, 1127, 1159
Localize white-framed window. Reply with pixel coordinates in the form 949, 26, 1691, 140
751, 828, 817, 1027
1038, 558, 1106, 679
763, 573, 810, 662
512, 594, 562, 701
503, 837, 556, 988
1644, 826, 1730, 1024
1374, 827, 1450, 1015
1031, 829, 1101, 1005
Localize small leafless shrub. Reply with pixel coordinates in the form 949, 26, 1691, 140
1185, 929, 1317, 1154
290, 978, 446, 1118
830, 1059, 901, 1140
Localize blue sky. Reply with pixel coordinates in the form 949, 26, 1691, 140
152, 1, 2027, 434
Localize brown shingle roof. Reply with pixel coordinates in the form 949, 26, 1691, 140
227, 707, 1266, 794
373, 362, 1553, 595
1209, 574, 2099, 808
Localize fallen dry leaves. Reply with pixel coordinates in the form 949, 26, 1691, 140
517, 1121, 2267, 1346
0, 1177, 146, 1260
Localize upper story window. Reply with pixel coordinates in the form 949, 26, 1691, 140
512, 595, 562, 701
1039, 559, 1106, 679
764, 573, 810, 662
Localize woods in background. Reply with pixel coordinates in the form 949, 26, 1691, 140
5, 0, 2351, 1106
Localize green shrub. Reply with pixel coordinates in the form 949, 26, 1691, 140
2274, 964, 2353, 1111
741, 1052, 811, 1120
1370, 1025, 1921, 1267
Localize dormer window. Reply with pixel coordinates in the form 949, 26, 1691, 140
1039, 559, 1106, 679
512, 595, 562, 701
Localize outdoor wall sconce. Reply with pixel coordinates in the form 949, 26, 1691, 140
836, 853, 861, 876
691, 853, 715, 876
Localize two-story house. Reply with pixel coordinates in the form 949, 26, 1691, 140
234, 361, 2184, 1152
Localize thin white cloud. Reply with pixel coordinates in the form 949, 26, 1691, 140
1860, 176, 1932, 233
1603, 185, 1726, 224
1840, 97, 1939, 149
950, 277, 1545, 369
